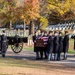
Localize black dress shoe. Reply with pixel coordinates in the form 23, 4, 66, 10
44, 57, 48, 59
2, 54, 5, 57
63, 58, 67, 60
39, 58, 43, 60
36, 58, 40, 60
0, 51, 2, 54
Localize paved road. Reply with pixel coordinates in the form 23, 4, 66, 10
2, 49, 75, 67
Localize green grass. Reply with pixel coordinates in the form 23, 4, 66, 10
0, 58, 38, 68
68, 50, 75, 54
24, 46, 75, 54
0, 57, 51, 69
24, 46, 34, 51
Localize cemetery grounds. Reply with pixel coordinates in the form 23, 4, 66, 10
0, 29, 75, 75
0, 39, 75, 75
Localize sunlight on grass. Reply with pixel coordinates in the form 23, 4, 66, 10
68, 50, 75, 54
23, 46, 34, 51
0, 57, 49, 69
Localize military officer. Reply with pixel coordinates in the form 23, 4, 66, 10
1, 30, 7, 57
47, 31, 53, 61
63, 31, 69, 60
43, 31, 48, 59
41, 31, 48, 59
53, 31, 59, 61
39, 31, 45, 59
57, 32, 63, 60
34, 31, 40, 60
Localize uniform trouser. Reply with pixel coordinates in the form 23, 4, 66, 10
64, 53, 67, 59
2, 42, 7, 57
57, 53, 61, 60
0, 49, 1, 54
54, 53, 58, 60
2, 48, 7, 57
44, 51, 47, 58
48, 53, 52, 60
40, 51, 43, 59
36, 51, 39, 59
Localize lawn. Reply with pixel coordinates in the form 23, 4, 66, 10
23, 46, 75, 54
0, 57, 75, 75
0, 40, 75, 75
68, 50, 75, 54
68, 39, 75, 54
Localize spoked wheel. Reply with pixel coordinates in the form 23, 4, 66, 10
11, 42, 23, 53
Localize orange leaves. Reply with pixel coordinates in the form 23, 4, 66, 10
23, 0, 40, 23
0, 0, 40, 25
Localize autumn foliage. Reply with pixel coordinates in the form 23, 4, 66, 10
0, 0, 75, 29
22, 0, 40, 23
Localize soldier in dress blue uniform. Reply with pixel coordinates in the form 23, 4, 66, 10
57, 32, 63, 60
34, 30, 44, 60
33, 31, 40, 60
63, 31, 69, 60
39, 30, 45, 59
43, 31, 48, 59
53, 31, 59, 61
47, 31, 53, 61
1, 30, 7, 57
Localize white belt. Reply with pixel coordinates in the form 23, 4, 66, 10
3, 41, 7, 42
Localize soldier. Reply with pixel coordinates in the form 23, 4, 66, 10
39, 31, 45, 59
1, 30, 7, 57
63, 31, 69, 60
34, 31, 40, 60
57, 32, 63, 60
44, 31, 48, 59
42, 31, 48, 59
53, 31, 59, 61
47, 31, 53, 61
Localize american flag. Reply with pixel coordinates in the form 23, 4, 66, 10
41, 36, 48, 46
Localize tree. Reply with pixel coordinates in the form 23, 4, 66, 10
0, 0, 16, 29
0, 0, 75, 30
21, 0, 40, 35
36, 0, 75, 26
38, 0, 49, 29
46, 0, 75, 24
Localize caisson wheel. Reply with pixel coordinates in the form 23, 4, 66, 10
11, 42, 23, 53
